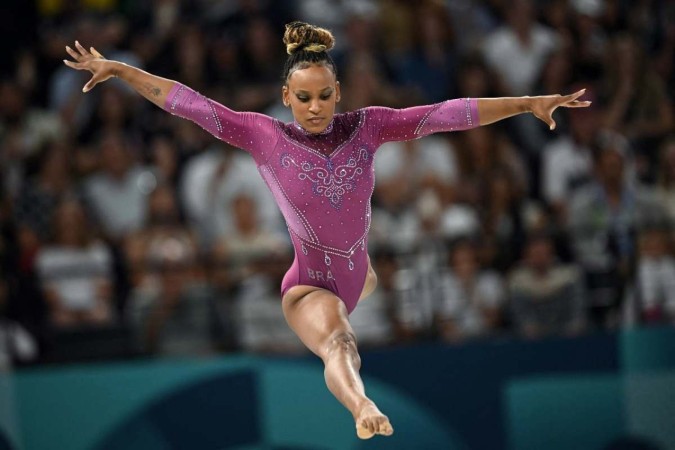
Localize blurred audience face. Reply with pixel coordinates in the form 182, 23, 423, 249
488, 171, 515, 208
97, 86, 128, 126
568, 84, 600, 145
53, 200, 89, 247
639, 229, 671, 259
596, 146, 625, 188
612, 34, 640, 77
540, 50, 573, 91
464, 128, 494, 172
345, 15, 376, 51
0, 80, 26, 124
451, 242, 479, 281
506, 0, 535, 34
524, 237, 555, 273
232, 194, 258, 235
40, 141, 71, 190
658, 139, 675, 185
176, 25, 207, 76
99, 132, 132, 179
569, 107, 599, 145
457, 62, 490, 98
148, 185, 179, 226
245, 17, 277, 63
417, 2, 453, 48
151, 136, 178, 183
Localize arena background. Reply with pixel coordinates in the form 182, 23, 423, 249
1, 1, 674, 449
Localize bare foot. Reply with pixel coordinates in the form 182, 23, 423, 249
355, 402, 394, 439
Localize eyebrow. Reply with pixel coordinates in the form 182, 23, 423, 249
294, 87, 334, 95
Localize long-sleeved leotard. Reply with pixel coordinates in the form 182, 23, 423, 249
164, 83, 479, 313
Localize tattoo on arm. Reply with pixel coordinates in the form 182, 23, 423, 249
141, 82, 162, 98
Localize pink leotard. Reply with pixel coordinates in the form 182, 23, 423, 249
164, 83, 479, 313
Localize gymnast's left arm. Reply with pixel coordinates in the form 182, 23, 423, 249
367, 89, 591, 146
477, 89, 591, 130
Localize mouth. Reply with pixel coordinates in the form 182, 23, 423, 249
307, 117, 323, 125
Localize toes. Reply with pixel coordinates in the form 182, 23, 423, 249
356, 416, 394, 439
380, 421, 394, 436
376, 417, 393, 436
356, 422, 374, 440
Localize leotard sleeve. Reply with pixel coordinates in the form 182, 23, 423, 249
364, 98, 480, 147
163, 83, 279, 164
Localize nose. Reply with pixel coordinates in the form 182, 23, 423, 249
308, 99, 321, 114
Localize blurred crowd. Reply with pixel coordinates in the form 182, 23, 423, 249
0, 0, 674, 366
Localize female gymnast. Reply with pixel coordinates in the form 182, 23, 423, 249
64, 21, 590, 439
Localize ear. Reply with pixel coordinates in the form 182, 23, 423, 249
335, 81, 341, 103
282, 85, 290, 107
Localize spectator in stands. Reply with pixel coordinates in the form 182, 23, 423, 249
436, 239, 505, 343
334, 7, 403, 112
0, 79, 65, 171
217, 192, 294, 354
653, 137, 675, 224
35, 198, 115, 329
79, 83, 140, 143
347, 249, 396, 349
636, 227, 675, 325
481, 0, 561, 157
482, 0, 560, 97
83, 130, 152, 241
509, 233, 586, 339
477, 168, 528, 271
541, 87, 601, 223
13, 139, 74, 243
391, 1, 457, 103
124, 184, 213, 356
568, 131, 666, 328
234, 274, 308, 354
602, 33, 674, 173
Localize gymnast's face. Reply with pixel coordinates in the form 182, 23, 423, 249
282, 64, 341, 134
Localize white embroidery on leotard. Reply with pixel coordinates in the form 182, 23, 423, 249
281, 148, 369, 209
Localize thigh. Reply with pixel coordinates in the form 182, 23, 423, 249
282, 286, 355, 359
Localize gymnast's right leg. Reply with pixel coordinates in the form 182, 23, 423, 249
282, 286, 394, 439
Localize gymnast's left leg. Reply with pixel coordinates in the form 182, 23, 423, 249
282, 284, 393, 439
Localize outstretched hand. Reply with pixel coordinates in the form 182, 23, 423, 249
63, 41, 117, 92
530, 89, 592, 130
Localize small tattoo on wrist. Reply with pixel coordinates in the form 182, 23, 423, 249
142, 82, 162, 97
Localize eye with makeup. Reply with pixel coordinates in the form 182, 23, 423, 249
295, 91, 333, 103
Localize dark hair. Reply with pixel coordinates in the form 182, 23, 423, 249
282, 21, 338, 82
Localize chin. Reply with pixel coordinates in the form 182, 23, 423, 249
306, 123, 327, 133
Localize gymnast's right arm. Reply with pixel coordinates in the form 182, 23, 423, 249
64, 41, 278, 160
64, 41, 174, 108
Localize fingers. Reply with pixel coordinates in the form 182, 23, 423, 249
566, 100, 593, 108
90, 47, 105, 59
65, 45, 80, 61
567, 88, 586, 100
74, 40, 89, 56
563, 88, 592, 108
83, 76, 98, 93
63, 59, 80, 69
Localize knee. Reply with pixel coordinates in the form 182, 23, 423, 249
325, 331, 360, 364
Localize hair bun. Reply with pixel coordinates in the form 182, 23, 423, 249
283, 21, 335, 55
